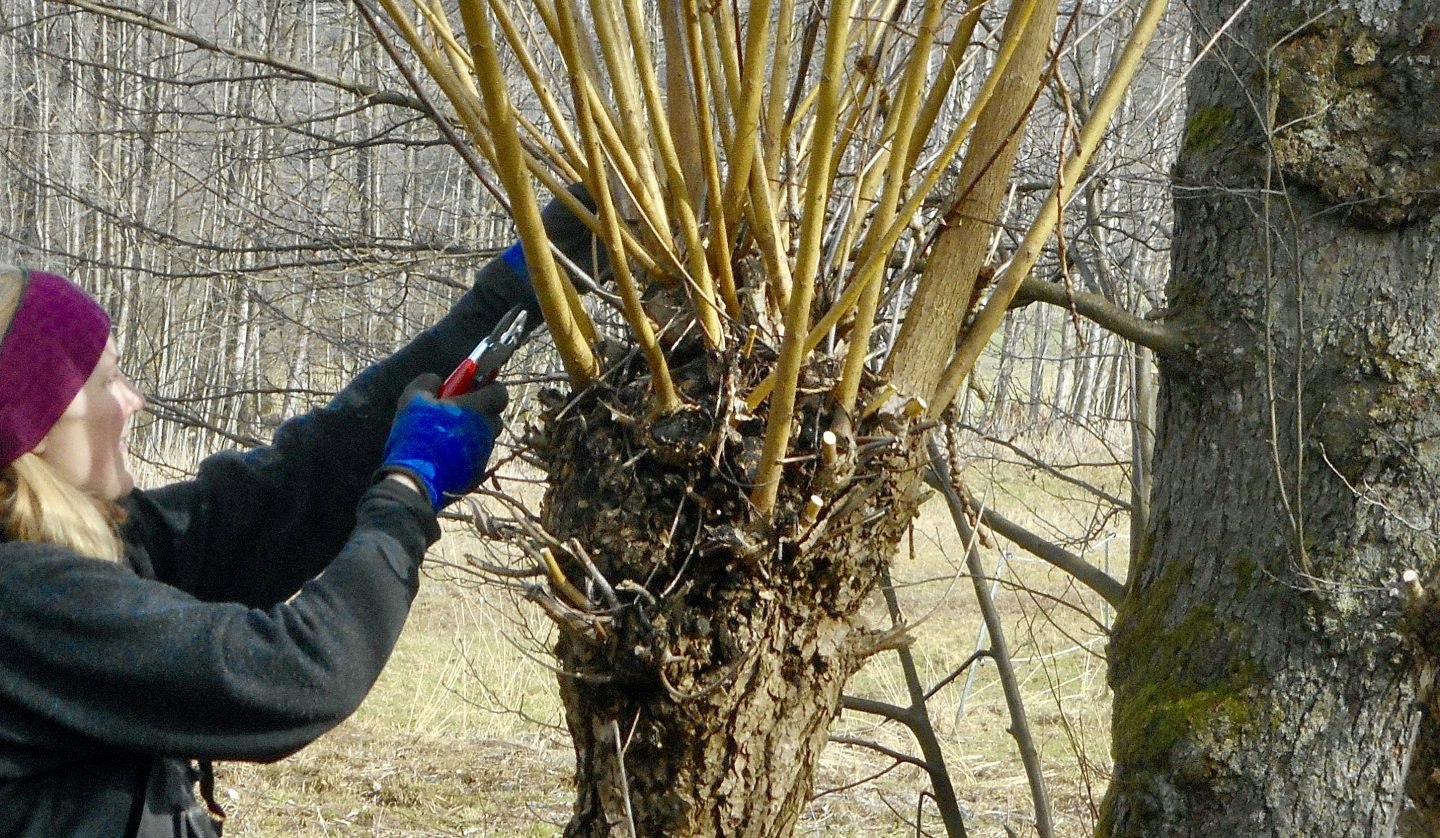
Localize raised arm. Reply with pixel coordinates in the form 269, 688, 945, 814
131, 186, 598, 605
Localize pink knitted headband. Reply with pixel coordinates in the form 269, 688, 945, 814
0, 271, 112, 467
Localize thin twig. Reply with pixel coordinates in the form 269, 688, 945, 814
927, 435, 1055, 838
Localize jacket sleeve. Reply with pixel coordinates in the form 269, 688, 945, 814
131, 188, 598, 605
0, 480, 438, 764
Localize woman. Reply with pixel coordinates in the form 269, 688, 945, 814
0, 191, 597, 837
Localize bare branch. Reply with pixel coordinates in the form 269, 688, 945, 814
1011, 275, 1188, 357
53, 0, 433, 113
966, 498, 1125, 609
926, 435, 1056, 838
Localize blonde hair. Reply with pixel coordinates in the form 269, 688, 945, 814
0, 266, 125, 562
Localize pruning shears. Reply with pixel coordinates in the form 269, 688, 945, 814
438, 306, 529, 398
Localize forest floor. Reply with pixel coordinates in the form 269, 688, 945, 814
214, 436, 1124, 837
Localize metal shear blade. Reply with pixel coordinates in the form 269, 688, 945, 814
473, 306, 529, 379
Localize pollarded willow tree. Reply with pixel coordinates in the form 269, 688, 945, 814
362, 0, 1166, 833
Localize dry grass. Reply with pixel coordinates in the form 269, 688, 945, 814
202, 429, 1126, 837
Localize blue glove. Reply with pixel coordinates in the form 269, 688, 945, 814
380, 373, 507, 509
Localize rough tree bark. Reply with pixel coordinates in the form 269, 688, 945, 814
537, 336, 927, 837
1102, 1, 1440, 835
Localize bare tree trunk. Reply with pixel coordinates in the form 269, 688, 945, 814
541, 343, 926, 837
1102, 2, 1440, 834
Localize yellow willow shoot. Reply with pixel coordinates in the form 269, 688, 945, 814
547, 0, 652, 212
566, 13, 681, 417
749, 0, 856, 515
403, 0, 577, 179
700, 6, 741, 129
458, 0, 598, 386
832, 0, 948, 418
585, 0, 668, 227
719, 0, 772, 249
660, 1, 703, 206
743, 0, 1040, 413
377, 0, 497, 160
930, 0, 1171, 419
905, 0, 987, 172
678, 0, 740, 320
646, 0, 725, 348
380, 0, 635, 291
419, 0, 481, 101
763, 0, 795, 185
526, 0, 667, 212
486, 0, 665, 273
610, 0, 705, 286
883, 0, 1055, 403
376, 0, 661, 286
614, 0, 680, 242
478, 0, 586, 173
746, 147, 794, 314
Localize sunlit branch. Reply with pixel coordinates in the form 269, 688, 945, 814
417, 0, 482, 101
884, 0, 1054, 407
458, 0, 598, 386
833, 0, 948, 418
571, 42, 681, 416
932, 0, 1171, 417
750, 0, 856, 514
680, 0, 740, 320
408, 0, 577, 177
651, 0, 725, 347
744, 0, 1039, 411
718, 0, 769, 244
583, 0, 670, 240
904, 0, 987, 172
376, 0, 500, 159
763, 0, 797, 184
549, 0, 652, 213
746, 151, 795, 315
478, 0, 586, 172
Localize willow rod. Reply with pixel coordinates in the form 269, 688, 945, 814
763, 0, 796, 185
930, 0, 1171, 418
639, 0, 724, 347
420, 0, 482, 100
377, 0, 498, 161
481, 0, 666, 276
904, 0, 987, 171
744, 0, 1040, 411
563, 2, 681, 416
585, 0, 671, 237
475, 0, 586, 172
545, 0, 659, 223
750, 0, 856, 514
832, 0, 949, 417
679, 0, 740, 320
719, 0, 773, 250
377, 0, 636, 281
458, 0, 599, 386
746, 147, 794, 314
403, 0, 577, 178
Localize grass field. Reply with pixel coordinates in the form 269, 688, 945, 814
208, 437, 1126, 837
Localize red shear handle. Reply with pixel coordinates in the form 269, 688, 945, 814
438, 358, 479, 398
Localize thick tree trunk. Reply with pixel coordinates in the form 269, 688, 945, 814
1102, 2, 1440, 835
536, 342, 925, 836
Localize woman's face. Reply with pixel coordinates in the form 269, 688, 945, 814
35, 337, 146, 501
